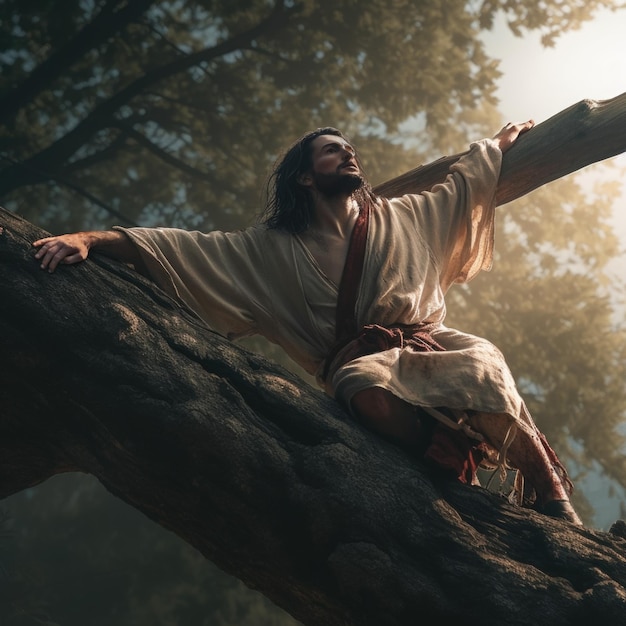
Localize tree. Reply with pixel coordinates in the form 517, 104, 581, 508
3, 0, 626, 621
3, 100, 626, 625
2, 0, 622, 230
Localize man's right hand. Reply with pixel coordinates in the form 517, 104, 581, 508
32, 229, 140, 273
33, 233, 93, 273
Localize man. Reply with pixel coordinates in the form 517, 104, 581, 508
33, 121, 583, 526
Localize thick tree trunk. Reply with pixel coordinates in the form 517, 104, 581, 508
3, 96, 626, 625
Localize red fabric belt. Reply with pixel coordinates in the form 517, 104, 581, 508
321, 322, 444, 384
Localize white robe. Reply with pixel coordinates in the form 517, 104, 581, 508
114, 138, 535, 441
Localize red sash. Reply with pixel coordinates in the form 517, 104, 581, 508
335, 200, 371, 341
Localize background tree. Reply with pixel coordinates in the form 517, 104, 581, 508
2, 0, 626, 623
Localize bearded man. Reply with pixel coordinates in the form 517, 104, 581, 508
33, 121, 582, 526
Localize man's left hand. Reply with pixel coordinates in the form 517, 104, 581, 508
492, 120, 535, 153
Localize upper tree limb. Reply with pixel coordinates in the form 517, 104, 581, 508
33, 230, 147, 273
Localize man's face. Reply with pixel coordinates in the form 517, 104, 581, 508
304, 134, 364, 196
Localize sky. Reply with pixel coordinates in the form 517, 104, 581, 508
481, 6, 626, 248
482, 7, 626, 123
482, 6, 626, 529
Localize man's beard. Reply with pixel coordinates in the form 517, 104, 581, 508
313, 171, 364, 197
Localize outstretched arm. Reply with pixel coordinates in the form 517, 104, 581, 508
33, 230, 145, 273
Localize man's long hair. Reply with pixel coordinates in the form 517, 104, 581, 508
261, 127, 377, 233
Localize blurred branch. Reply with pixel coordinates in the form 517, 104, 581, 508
53, 176, 139, 227
63, 133, 129, 174
138, 18, 213, 80
244, 43, 297, 64
116, 123, 215, 181
0, 2, 296, 196
0, 0, 156, 124
0, 152, 137, 226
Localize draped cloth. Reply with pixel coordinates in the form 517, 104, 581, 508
325, 323, 487, 483
327, 202, 486, 484
113, 138, 562, 492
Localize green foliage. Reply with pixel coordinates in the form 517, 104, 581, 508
2, 0, 626, 621
478, 0, 622, 46
1, 0, 619, 231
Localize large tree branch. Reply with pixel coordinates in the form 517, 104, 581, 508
2, 206, 626, 626
374, 93, 626, 204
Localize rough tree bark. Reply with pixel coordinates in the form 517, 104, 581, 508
2, 96, 626, 626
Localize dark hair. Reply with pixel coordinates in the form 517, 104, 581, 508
261, 127, 376, 233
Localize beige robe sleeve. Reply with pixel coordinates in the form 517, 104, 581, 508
112, 226, 269, 340
399, 138, 503, 291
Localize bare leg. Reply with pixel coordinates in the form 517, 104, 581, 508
351, 388, 479, 483
351, 387, 426, 448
